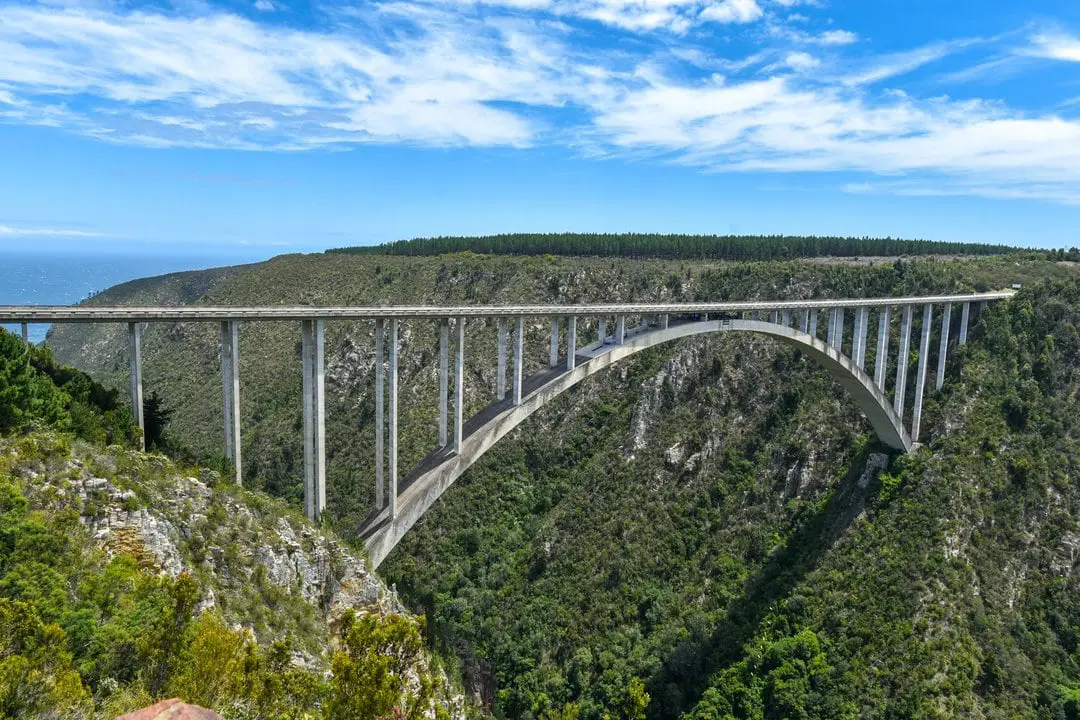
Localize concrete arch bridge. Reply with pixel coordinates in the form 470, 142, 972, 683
0, 292, 1011, 567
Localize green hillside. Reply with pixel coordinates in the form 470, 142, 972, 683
0, 329, 465, 717
46, 252, 1080, 719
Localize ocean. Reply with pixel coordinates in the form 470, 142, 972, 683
0, 250, 273, 344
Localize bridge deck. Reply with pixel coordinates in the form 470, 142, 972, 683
0, 292, 1013, 323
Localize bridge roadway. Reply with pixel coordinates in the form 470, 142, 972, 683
1, 291, 1013, 566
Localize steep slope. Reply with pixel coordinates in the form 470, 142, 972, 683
46, 252, 1080, 718
0, 330, 467, 718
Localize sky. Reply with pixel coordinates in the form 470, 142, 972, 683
1, 0, 1080, 254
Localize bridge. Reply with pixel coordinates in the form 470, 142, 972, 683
1, 292, 1012, 567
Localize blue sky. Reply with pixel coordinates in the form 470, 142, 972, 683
1, 0, 1079, 254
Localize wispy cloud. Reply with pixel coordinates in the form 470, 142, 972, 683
1026, 32, 1080, 62
0, 225, 109, 237
0, 1, 1078, 206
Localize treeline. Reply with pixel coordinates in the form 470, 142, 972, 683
329, 233, 1021, 261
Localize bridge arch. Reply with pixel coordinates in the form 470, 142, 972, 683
361, 317, 911, 567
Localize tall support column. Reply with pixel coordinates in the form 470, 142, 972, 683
229, 320, 242, 486
566, 316, 577, 371
781, 309, 791, 327
314, 319, 326, 519
835, 308, 845, 353
374, 319, 385, 510
936, 304, 952, 390
497, 318, 507, 401
220, 322, 234, 463
912, 304, 933, 442
959, 302, 970, 345
454, 317, 465, 454
438, 320, 448, 446
894, 305, 913, 419
853, 307, 868, 370
827, 309, 837, 347
616, 315, 626, 344
800, 311, 809, 334
809, 309, 818, 338
388, 319, 399, 519
662, 314, 670, 329
20, 322, 28, 347
513, 317, 524, 406
301, 320, 315, 521
128, 322, 144, 451
771, 310, 779, 324
874, 306, 891, 391
598, 317, 607, 344
549, 317, 559, 367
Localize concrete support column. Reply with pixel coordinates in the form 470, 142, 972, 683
616, 315, 626, 344
128, 322, 144, 451
959, 302, 970, 345
598, 317, 607, 344
388, 319, 398, 519
894, 305, 914, 419
438, 320, 448, 446
809, 309, 818, 338
936, 304, 952, 390
874, 306, 891, 391
220, 322, 234, 463
826, 308, 837, 347
835, 308, 845, 353
229, 320, 242, 485
566, 316, 577, 371
497, 318, 507, 401
781, 309, 791, 327
20, 322, 28, 348
549, 317, 560, 367
800, 311, 809, 334
301, 320, 315, 521
911, 304, 933, 442
301, 319, 327, 522
454, 316, 465, 454
661, 314, 670, 330
513, 317, 524, 406
374, 319, 385, 511
770, 310, 779, 324
853, 307, 868, 370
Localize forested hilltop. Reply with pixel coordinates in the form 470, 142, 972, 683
329, 233, 1022, 261
46, 252, 1080, 719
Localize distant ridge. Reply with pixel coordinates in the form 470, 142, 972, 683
328, 233, 1022, 261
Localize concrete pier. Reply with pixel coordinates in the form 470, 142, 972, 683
315, 319, 326, 519
835, 308, 845, 353
781, 309, 791, 327
128, 322, 144, 450
220, 322, 234, 463
959, 302, 970, 345
20, 322, 28, 347
616, 315, 625, 344
661, 314, 670, 330
301, 320, 315, 521
598, 317, 607, 344
497, 318, 507, 401
936, 304, 951, 390
375, 319, 385, 510
874, 307, 891, 391
454, 317, 465, 454
513, 316, 524, 406
567, 316, 577, 370
911, 304, 933, 442
827, 309, 836, 346
228, 321, 241, 485
809, 309, 818, 338
438, 320, 448, 447
549, 317, 559, 367
894, 305, 913, 419
852, 307, 868, 370
388, 318, 398, 519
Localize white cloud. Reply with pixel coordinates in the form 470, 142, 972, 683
700, 0, 763, 24
0, 2, 1078, 206
0, 225, 108, 237
1026, 32, 1080, 62
253, 0, 280, 11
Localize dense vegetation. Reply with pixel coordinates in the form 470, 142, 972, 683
0, 330, 461, 718
47, 252, 1080, 719
329, 233, 1022, 261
